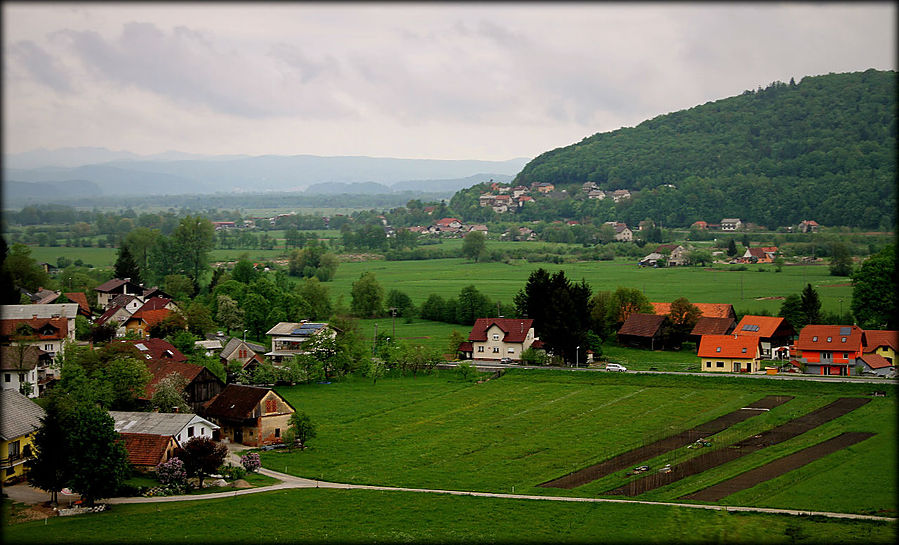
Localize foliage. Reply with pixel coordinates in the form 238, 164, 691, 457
26, 394, 71, 505
215, 295, 244, 335
363, 358, 387, 385
462, 230, 487, 262
514, 268, 591, 364
851, 244, 897, 329
150, 372, 191, 413
385, 289, 414, 318
829, 242, 854, 277
113, 244, 142, 285
172, 215, 216, 286
56, 343, 152, 410
231, 258, 259, 284
184, 301, 216, 336
610, 287, 653, 325
288, 244, 339, 281
65, 404, 132, 506
351, 271, 384, 318
281, 428, 298, 452
455, 285, 493, 325
456, 361, 480, 381
240, 452, 261, 473
174, 437, 229, 489
664, 297, 701, 348
1, 242, 50, 295
155, 457, 188, 487
778, 294, 806, 331
447, 330, 466, 355
800, 283, 822, 325
288, 412, 317, 449
296, 277, 333, 320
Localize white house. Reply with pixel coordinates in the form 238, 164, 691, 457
109, 411, 220, 445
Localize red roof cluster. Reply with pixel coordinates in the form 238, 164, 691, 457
0, 318, 68, 340
697, 335, 760, 359
120, 433, 174, 467
467, 318, 534, 343
795, 325, 864, 352
863, 330, 898, 353
651, 302, 735, 319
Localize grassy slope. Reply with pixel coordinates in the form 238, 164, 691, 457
3, 489, 895, 544
259, 371, 895, 515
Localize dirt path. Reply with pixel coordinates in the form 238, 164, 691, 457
604, 397, 870, 496
679, 432, 875, 502
539, 395, 793, 489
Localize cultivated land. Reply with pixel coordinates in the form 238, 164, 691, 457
256, 371, 895, 517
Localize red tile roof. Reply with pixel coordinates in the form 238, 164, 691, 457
138, 297, 173, 312
734, 315, 793, 338
128, 308, 172, 328
118, 338, 188, 362
467, 318, 534, 343
617, 313, 666, 337
795, 325, 864, 352
698, 335, 760, 359
436, 217, 462, 226
96, 304, 127, 326
203, 384, 290, 420
121, 433, 174, 467
859, 353, 893, 370
458, 341, 473, 352
0, 318, 68, 340
863, 330, 898, 353
652, 302, 735, 319
690, 316, 735, 336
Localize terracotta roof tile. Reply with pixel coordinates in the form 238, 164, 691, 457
796, 325, 864, 352
121, 433, 174, 467
863, 330, 898, 353
734, 315, 794, 338
652, 302, 735, 319
203, 384, 274, 420
698, 335, 760, 359
467, 318, 534, 343
690, 317, 735, 336
859, 353, 893, 370
142, 360, 209, 399
618, 313, 666, 337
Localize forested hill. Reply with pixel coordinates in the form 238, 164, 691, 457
513, 69, 896, 229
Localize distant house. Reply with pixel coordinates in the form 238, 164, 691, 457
468, 224, 488, 234
698, 334, 761, 373
63, 292, 92, 318
587, 189, 606, 200
466, 318, 538, 362
95, 278, 145, 309
638, 252, 666, 267
1, 304, 77, 360
95, 304, 134, 336
742, 247, 774, 264
31, 288, 60, 305
124, 308, 173, 338
533, 182, 555, 194
617, 313, 666, 350
691, 221, 708, 230
265, 321, 335, 364
435, 218, 463, 229
605, 222, 632, 242
110, 410, 220, 446
202, 385, 296, 447
794, 325, 864, 376
720, 218, 743, 231
115, 338, 188, 363
611, 189, 631, 202
220, 337, 267, 374
862, 330, 897, 365
1, 390, 45, 484
856, 353, 895, 378
654, 244, 688, 266
798, 220, 820, 233
733, 315, 796, 359
109, 294, 144, 315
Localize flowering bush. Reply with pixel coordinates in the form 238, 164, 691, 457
240, 452, 261, 473
156, 457, 187, 486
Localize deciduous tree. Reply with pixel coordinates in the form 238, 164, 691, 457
174, 436, 228, 489
851, 244, 896, 329
351, 271, 384, 318
65, 404, 131, 506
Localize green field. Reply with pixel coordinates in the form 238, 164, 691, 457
256, 371, 895, 516
4, 488, 895, 544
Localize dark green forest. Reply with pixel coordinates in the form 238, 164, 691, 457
513, 70, 896, 229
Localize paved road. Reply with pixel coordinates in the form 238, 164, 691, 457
445, 361, 897, 384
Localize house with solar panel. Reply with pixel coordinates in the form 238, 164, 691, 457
793, 325, 865, 376
265, 321, 336, 364
732, 315, 796, 359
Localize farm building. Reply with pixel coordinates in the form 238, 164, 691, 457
617, 313, 666, 350
202, 384, 296, 447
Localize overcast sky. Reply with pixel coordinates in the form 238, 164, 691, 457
3, 2, 895, 161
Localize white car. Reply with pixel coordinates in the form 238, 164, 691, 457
606, 363, 627, 372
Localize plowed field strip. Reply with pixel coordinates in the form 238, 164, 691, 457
679, 432, 875, 502
539, 395, 793, 489
604, 397, 870, 497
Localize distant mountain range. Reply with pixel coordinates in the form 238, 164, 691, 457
2, 149, 529, 204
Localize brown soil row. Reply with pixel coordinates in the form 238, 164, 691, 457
538, 395, 794, 489
604, 397, 870, 497
679, 432, 875, 502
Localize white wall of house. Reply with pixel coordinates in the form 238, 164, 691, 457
1, 368, 39, 398
472, 324, 535, 360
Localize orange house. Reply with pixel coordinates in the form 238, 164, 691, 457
794, 325, 865, 376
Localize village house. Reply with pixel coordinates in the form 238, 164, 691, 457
95, 303, 135, 336
720, 218, 743, 231
202, 384, 295, 447
1, 345, 53, 398
733, 315, 795, 359
532, 182, 555, 193
124, 308, 173, 339
141, 359, 226, 413
63, 292, 92, 318
110, 410, 220, 446
793, 325, 865, 376
616, 313, 667, 350
587, 189, 607, 200
265, 321, 335, 364
1, 390, 45, 484
95, 278, 145, 309
464, 318, 538, 362
798, 220, 820, 233
120, 433, 180, 473
689, 316, 736, 344
220, 337, 267, 374
698, 334, 762, 373
862, 330, 897, 364
603, 222, 632, 242
611, 189, 631, 202
1, 303, 78, 359
654, 244, 688, 266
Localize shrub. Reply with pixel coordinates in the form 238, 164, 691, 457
241, 452, 261, 473
220, 464, 247, 481
156, 457, 188, 487
456, 361, 480, 381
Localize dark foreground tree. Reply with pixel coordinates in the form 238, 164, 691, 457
26, 395, 71, 506
851, 245, 897, 329
65, 404, 131, 506
113, 244, 142, 285
514, 268, 591, 364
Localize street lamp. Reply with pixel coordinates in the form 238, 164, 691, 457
243, 329, 248, 343
575, 346, 580, 368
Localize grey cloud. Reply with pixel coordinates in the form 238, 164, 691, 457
268, 43, 339, 84
8, 40, 73, 93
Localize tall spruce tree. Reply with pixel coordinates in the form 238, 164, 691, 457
114, 244, 142, 284
800, 284, 822, 325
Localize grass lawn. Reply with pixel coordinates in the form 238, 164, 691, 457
355, 317, 467, 354
258, 371, 895, 516
600, 344, 701, 372
3, 489, 895, 543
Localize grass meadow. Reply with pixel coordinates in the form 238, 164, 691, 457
258, 371, 895, 516
4, 488, 895, 544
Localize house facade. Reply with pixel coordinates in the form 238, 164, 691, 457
1, 389, 45, 484
121, 433, 180, 473
720, 218, 743, 231
220, 337, 266, 372
733, 315, 796, 360
110, 411, 220, 446
0, 345, 51, 398
794, 325, 864, 376
265, 321, 334, 364
202, 385, 295, 447
698, 335, 761, 373
466, 318, 537, 361
95, 278, 145, 309
863, 330, 897, 364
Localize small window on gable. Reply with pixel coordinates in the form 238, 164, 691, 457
716, 347, 721, 352
741, 348, 747, 353
826, 337, 832, 342
812, 336, 818, 342
841, 337, 847, 343
492, 334, 500, 341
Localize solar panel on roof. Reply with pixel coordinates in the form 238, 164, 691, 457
741, 324, 760, 332
839, 327, 851, 335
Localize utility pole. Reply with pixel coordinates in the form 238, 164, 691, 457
390, 308, 397, 338
372, 323, 378, 356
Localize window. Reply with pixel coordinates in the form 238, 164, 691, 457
508, 348, 515, 353
741, 348, 747, 353
19, 373, 26, 382
826, 337, 832, 342
9, 440, 20, 460
477, 346, 484, 353
275, 428, 280, 438
716, 362, 724, 368
4, 374, 10, 383
493, 347, 500, 353
188, 426, 195, 437
843, 353, 848, 359
492, 334, 500, 341
201, 428, 206, 435
44, 344, 53, 351
716, 347, 721, 352
841, 337, 847, 343
812, 336, 818, 342
705, 362, 711, 368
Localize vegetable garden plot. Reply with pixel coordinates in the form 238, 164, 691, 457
678, 432, 876, 502
604, 397, 871, 497
539, 395, 794, 489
